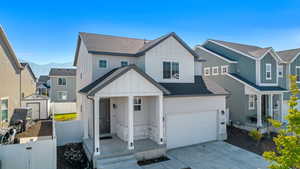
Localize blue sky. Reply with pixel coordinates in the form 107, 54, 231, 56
1, 0, 300, 64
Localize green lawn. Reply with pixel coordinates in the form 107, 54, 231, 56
54, 113, 77, 121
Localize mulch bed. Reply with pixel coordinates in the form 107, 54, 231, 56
225, 126, 276, 155
16, 120, 52, 139
137, 156, 170, 166
57, 143, 91, 169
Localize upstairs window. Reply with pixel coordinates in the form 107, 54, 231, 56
99, 60, 107, 68
0, 98, 8, 122
204, 67, 210, 76
212, 66, 219, 76
163, 61, 179, 79
221, 65, 229, 75
57, 78, 66, 86
296, 66, 300, 83
121, 61, 128, 67
266, 64, 272, 80
134, 97, 142, 111
278, 65, 283, 78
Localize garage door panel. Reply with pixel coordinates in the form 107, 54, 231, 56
167, 111, 217, 149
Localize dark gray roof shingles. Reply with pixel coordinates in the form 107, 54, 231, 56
209, 39, 271, 58
277, 48, 300, 62
49, 68, 76, 76
229, 73, 286, 91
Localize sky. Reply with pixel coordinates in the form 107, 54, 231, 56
1, 0, 300, 64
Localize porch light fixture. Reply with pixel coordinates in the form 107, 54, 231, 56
113, 104, 117, 109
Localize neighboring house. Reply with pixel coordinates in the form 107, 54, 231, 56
0, 26, 36, 125
74, 32, 228, 168
36, 75, 50, 96
49, 68, 76, 102
195, 39, 289, 131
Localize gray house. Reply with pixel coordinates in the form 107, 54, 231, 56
49, 68, 76, 102
195, 40, 292, 131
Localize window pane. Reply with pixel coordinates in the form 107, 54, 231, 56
99, 60, 107, 68
163, 62, 171, 79
172, 62, 179, 79
297, 68, 300, 81
1, 110, 8, 121
121, 61, 128, 67
134, 105, 141, 111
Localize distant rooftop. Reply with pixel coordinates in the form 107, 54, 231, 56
49, 68, 76, 76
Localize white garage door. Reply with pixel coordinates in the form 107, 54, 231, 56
166, 111, 217, 149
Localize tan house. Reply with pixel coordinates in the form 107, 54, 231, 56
0, 26, 36, 125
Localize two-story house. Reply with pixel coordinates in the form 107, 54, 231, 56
0, 26, 36, 125
74, 32, 228, 168
49, 68, 76, 103
195, 39, 288, 131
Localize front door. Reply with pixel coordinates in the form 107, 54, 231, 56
261, 95, 268, 121
99, 98, 111, 134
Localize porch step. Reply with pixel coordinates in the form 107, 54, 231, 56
96, 154, 139, 169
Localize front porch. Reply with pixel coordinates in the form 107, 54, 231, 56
83, 135, 166, 160
243, 89, 285, 131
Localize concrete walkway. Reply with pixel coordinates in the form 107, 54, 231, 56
103, 141, 269, 169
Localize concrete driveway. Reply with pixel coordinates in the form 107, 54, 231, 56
144, 141, 268, 169
103, 141, 269, 169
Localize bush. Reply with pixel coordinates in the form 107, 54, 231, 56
249, 129, 263, 145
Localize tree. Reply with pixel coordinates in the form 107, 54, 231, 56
263, 75, 300, 169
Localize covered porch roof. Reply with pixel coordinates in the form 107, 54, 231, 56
79, 65, 170, 97
227, 73, 287, 93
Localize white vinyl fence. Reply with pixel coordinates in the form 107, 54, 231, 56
55, 120, 83, 146
0, 139, 57, 169
50, 102, 76, 114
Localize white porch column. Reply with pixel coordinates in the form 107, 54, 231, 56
257, 94, 263, 127
94, 96, 100, 155
157, 94, 164, 144
269, 94, 273, 118
128, 95, 134, 150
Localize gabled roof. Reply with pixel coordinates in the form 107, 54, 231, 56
277, 48, 300, 63
74, 32, 200, 66
0, 26, 22, 73
49, 68, 76, 77
38, 75, 50, 83
20, 62, 36, 81
228, 73, 286, 91
206, 39, 285, 63
79, 65, 170, 96
160, 76, 228, 96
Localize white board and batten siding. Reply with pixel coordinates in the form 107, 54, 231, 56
55, 120, 83, 146
0, 139, 57, 169
164, 96, 226, 149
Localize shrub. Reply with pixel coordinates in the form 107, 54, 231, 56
249, 129, 263, 146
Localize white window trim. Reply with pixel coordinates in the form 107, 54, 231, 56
163, 61, 180, 80
248, 95, 255, 110
0, 97, 9, 122
278, 65, 283, 78
57, 91, 68, 100
99, 59, 108, 69
57, 77, 67, 86
221, 65, 229, 75
296, 66, 300, 83
133, 97, 142, 111
212, 66, 219, 76
204, 67, 211, 76
266, 64, 272, 80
